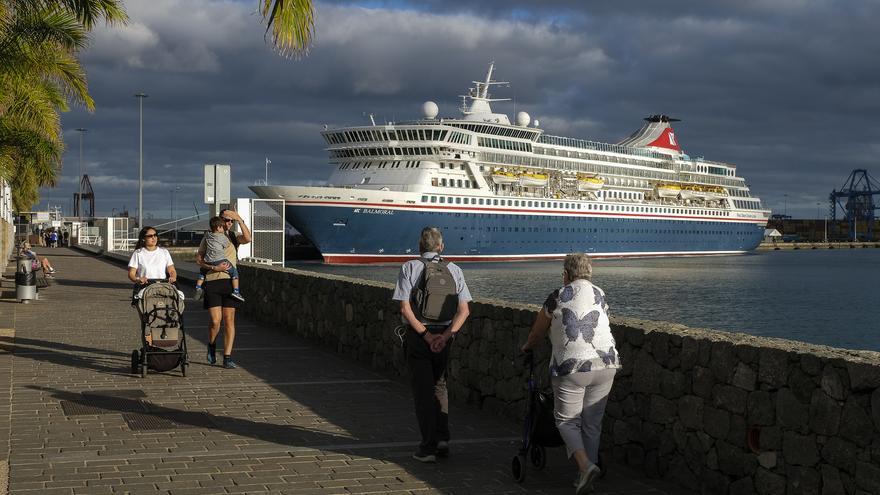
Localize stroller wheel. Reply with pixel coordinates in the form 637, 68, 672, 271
511, 454, 527, 483
181, 361, 187, 377
130, 350, 139, 375
529, 444, 547, 470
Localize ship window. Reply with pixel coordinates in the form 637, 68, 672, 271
448, 197, 454, 203
441, 178, 447, 186
439, 197, 445, 203
421, 196, 428, 202
431, 196, 437, 203
479, 199, 484, 205
455, 198, 461, 204
457, 180, 463, 187
493, 200, 499, 205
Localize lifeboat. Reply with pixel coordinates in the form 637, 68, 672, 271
491, 170, 519, 185
655, 183, 682, 198
518, 172, 549, 187
577, 176, 604, 192
703, 186, 728, 200
679, 184, 708, 200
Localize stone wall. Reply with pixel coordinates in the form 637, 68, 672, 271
239, 263, 880, 495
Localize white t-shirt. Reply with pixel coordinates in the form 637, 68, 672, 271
128, 247, 174, 280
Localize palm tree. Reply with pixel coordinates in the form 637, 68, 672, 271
260, 0, 315, 58
0, 0, 125, 210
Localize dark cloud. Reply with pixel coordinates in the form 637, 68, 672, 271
43, 0, 880, 219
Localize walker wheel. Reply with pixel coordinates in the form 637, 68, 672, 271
130, 350, 139, 375
511, 454, 527, 483
181, 362, 187, 377
529, 444, 547, 470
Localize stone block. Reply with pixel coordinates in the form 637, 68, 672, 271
680, 336, 700, 371
800, 352, 822, 376
846, 362, 880, 391
678, 395, 704, 430
693, 366, 715, 400
649, 395, 677, 425
714, 385, 748, 415
755, 467, 786, 495
809, 389, 842, 436
821, 464, 846, 495
701, 469, 731, 494
787, 465, 821, 495
747, 390, 775, 426
757, 451, 776, 469
716, 440, 756, 477
704, 406, 730, 439
711, 341, 737, 384
783, 431, 819, 466
733, 362, 758, 391
820, 438, 858, 476
839, 396, 874, 447
872, 388, 880, 431
632, 351, 661, 394
706, 446, 718, 470
730, 476, 756, 495
758, 348, 789, 388
727, 414, 748, 449
777, 387, 809, 433
821, 365, 848, 401
855, 461, 880, 494
660, 370, 687, 399
758, 426, 782, 450
667, 458, 699, 492
790, 366, 819, 404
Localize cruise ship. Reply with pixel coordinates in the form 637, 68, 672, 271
251, 64, 769, 264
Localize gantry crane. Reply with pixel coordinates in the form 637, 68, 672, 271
830, 169, 879, 241
73, 174, 95, 218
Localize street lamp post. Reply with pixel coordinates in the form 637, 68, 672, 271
783, 194, 788, 218
170, 186, 180, 245
134, 92, 148, 229
75, 128, 87, 219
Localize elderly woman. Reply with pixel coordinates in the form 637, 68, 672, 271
521, 253, 620, 495
19, 242, 55, 274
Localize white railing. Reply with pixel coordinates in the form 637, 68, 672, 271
78, 235, 102, 246
113, 238, 136, 252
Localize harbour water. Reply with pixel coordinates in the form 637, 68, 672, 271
288, 249, 880, 352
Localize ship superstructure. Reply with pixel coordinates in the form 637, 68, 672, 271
251, 63, 769, 263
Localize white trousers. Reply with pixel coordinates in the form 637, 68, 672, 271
551, 369, 617, 460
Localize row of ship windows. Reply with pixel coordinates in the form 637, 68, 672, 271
477, 137, 532, 152
732, 199, 764, 210
324, 129, 448, 144
419, 196, 733, 216
433, 178, 476, 189
472, 226, 749, 235
447, 122, 539, 139
423, 212, 753, 230
338, 161, 422, 170
331, 147, 440, 158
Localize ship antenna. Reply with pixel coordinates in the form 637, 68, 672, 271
369, 113, 376, 126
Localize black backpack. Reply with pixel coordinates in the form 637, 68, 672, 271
412, 257, 459, 322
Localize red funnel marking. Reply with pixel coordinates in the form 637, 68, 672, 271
648, 127, 681, 152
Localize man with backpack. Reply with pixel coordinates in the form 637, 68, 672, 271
392, 227, 471, 463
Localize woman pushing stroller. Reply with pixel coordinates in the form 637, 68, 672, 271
128, 227, 177, 341
521, 253, 621, 495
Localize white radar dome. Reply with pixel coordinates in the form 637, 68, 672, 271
422, 101, 439, 119
516, 111, 531, 127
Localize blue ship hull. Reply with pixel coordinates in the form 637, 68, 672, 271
286, 202, 766, 263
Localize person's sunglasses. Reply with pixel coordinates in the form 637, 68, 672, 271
222, 218, 234, 222
144, 234, 158, 238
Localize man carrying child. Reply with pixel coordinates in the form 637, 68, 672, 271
195, 216, 245, 302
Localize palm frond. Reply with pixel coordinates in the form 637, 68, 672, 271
260, 0, 314, 59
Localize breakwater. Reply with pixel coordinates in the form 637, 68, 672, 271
239, 263, 880, 494
758, 241, 880, 250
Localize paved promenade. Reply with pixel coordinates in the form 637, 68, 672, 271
0, 248, 687, 495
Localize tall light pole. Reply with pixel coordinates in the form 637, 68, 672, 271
75, 128, 87, 219
170, 185, 180, 245
134, 92, 148, 229
783, 193, 788, 218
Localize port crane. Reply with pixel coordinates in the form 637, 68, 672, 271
830, 169, 879, 241
73, 174, 95, 218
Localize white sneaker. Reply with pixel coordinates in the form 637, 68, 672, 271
575, 464, 601, 495
230, 292, 245, 302
193, 287, 204, 301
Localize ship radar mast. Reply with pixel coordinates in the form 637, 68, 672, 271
459, 62, 513, 124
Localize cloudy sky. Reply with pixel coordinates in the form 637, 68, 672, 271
45, 0, 880, 220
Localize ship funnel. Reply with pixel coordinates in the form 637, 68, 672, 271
617, 114, 682, 155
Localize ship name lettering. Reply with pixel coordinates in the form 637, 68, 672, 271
359, 208, 394, 215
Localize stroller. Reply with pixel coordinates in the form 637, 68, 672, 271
512, 350, 565, 483
130, 281, 188, 377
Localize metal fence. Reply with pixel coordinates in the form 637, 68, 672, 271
248, 199, 285, 264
